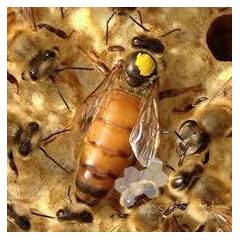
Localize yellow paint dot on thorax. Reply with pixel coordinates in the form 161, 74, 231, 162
135, 52, 156, 77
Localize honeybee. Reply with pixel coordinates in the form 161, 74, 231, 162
174, 77, 232, 166
41, 34, 202, 206
127, 77, 232, 232
7, 116, 71, 177
31, 206, 93, 224
128, 155, 231, 231
167, 79, 232, 231
7, 7, 93, 110
168, 151, 232, 231
127, 190, 198, 232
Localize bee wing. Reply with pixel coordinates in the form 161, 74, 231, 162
129, 80, 161, 167
69, 64, 122, 134
213, 205, 232, 232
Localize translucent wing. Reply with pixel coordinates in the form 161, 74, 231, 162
129, 80, 161, 167
212, 205, 232, 232
69, 63, 122, 134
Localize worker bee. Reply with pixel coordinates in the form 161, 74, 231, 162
173, 77, 232, 166
168, 151, 232, 231
128, 153, 231, 231
166, 78, 232, 231
41, 33, 202, 207
127, 192, 194, 232
7, 115, 71, 178
31, 206, 93, 224
127, 77, 232, 232
7, 7, 93, 110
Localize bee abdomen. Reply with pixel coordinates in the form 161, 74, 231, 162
75, 91, 141, 205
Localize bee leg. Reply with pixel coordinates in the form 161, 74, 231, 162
107, 45, 126, 53
56, 66, 94, 72
67, 185, 73, 204
162, 204, 176, 219
125, 13, 150, 32
8, 150, 19, 178
160, 28, 182, 38
137, 10, 143, 25
165, 164, 175, 172
60, 7, 64, 19
40, 128, 70, 146
77, 46, 110, 76
178, 142, 190, 166
39, 146, 70, 174
159, 84, 203, 100
30, 7, 37, 31
106, 12, 116, 45
38, 128, 71, 173
49, 75, 70, 111
37, 23, 74, 39
7, 71, 19, 94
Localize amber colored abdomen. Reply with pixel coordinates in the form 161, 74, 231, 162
75, 90, 141, 205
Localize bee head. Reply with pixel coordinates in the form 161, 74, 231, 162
56, 208, 71, 220
22, 47, 59, 81
124, 51, 157, 87
169, 162, 204, 192
177, 120, 210, 157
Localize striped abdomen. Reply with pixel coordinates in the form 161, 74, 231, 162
75, 90, 141, 205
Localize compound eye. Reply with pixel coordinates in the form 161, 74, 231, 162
79, 210, 93, 223
43, 50, 56, 60
125, 51, 157, 87
171, 173, 192, 190
18, 140, 32, 156
56, 208, 70, 219
29, 68, 39, 81
27, 122, 39, 135
16, 216, 31, 231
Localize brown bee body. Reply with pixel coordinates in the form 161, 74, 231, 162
41, 36, 200, 207
76, 90, 141, 205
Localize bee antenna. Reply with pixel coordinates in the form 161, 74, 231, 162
30, 8, 37, 31
160, 28, 182, 38
31, 211, 55, 219
126, 14, 150, 32
166, 164, 175, 172
39, 146, 70, 174
137, 10, 143, 25
56, 66, 94, 72
160, 129, 183, 140
49, 76, 70, 111
105, 12, 116, 45
178, 143, 190, 166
